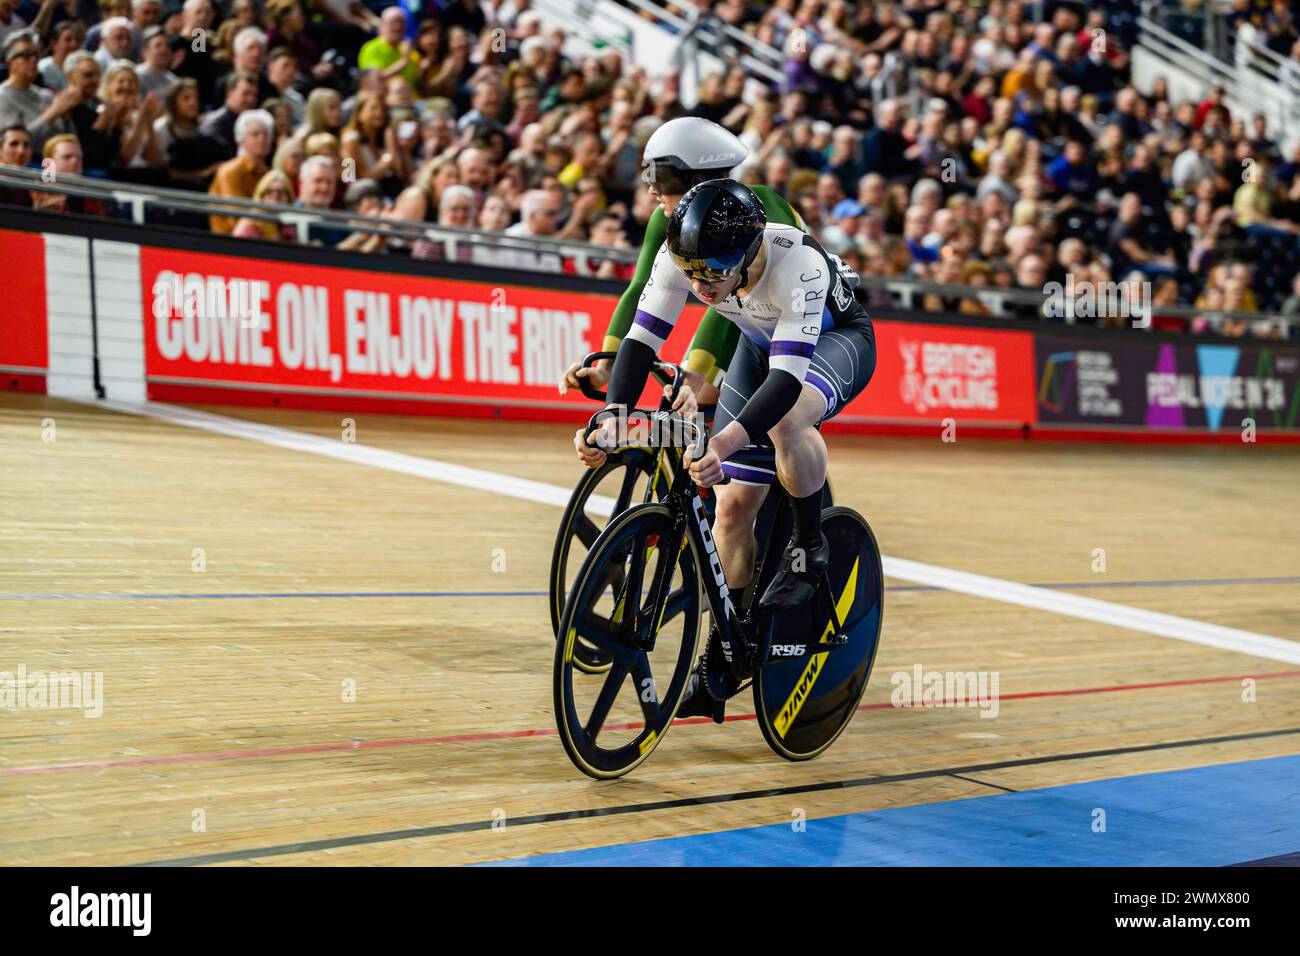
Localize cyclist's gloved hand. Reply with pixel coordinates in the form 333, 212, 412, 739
558, 358, 611, 396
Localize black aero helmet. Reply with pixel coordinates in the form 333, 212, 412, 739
666, 179, 766, 283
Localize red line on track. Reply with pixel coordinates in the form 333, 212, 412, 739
4, 669, 1299, 777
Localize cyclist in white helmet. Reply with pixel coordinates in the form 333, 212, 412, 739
559, 116, 805, 406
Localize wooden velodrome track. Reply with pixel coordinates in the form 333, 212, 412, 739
2, 391, 1299, 866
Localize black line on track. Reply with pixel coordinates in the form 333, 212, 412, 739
131, 724, 1300, 867
948, 772, 1018, 793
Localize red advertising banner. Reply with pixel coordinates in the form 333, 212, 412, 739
1, 229, 48, 392
139, 245, 1037, 431
139, 246, 704, 416
842, 320, 1038, 427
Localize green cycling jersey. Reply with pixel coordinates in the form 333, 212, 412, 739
602, 184, 804, 387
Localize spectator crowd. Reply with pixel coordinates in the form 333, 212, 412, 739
1, 0, 1298, 334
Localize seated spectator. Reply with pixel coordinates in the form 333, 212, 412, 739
213, 27, 275, 105
334, 177, 389, 253
93, 17, 136, 72
1149, 275, 1187, 332
0, 0, 27, 47
271, 136, 305, 192
98, 61, 163, 175
358, 7, 419, 90
58, 52, 111, 175
1047, 139, 1096, 199
0, 123, 33, 207
507, 188, 562, 239
1, 30, 77, 155
208, 107, 272, 234
1107, 192, 1177, 274
341, 90, 408, 198
862, 98, 918, 180
298, 154, 349, 247
458, 78, 508, 141
297, 87, 343, 142
261, 98, 294, 141
174, 0, 219, 106
477, 193, 511, 231
958, 261, 995, 315
410, 183, 476, 261
31, 135, 108, 216
1172, 130, 1214, 193
156, 77, 224, 184
39, 21, 86, 93
211, 0, 258, 69
232, 170, 297, 240
135, 26, 177, 98
976, 149, 1019, 204
199, 70, 259, 160
264, 0, 321, 81
266, 47, 306, 127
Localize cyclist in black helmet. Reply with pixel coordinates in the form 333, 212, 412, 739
575, 180, 877, 718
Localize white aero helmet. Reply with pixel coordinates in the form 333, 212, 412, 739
642, 117, 749, 194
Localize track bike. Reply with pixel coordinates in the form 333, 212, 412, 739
548, 352, 833, 673
553, 407, 883, 779
548, 353, 688, 674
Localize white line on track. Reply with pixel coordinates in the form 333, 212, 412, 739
92, 399, 1300, 665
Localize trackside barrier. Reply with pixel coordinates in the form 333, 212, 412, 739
3, 213, 1299, 443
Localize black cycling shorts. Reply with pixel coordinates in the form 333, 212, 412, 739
714, 315, 876, 486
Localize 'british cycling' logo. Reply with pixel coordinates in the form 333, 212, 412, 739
898, 340, 999, 414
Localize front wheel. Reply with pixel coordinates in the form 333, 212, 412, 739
550, 448, 669, 672
554, 503, 703, 779
753, 506, 884, 762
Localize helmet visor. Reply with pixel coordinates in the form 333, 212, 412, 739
669, 248, 748, 282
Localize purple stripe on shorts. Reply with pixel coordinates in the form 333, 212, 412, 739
770, 340, 816, 359
722, 462, 776, 485
634, 309, 674, 340
805, 367, 837, 414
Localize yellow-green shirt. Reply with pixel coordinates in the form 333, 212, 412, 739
357, 38, 420, 91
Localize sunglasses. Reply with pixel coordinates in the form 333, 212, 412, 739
8, 50, 38, 62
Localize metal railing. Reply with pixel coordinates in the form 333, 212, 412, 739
0, 166, 640, 272
2, 167, 1294, 337
532, 0, 635, 61
1136, 14, 1300, 150
615, 0, 785, 86
1137, 6, 1300, 136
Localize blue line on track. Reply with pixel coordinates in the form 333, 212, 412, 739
485, 754, 1300, 867
1, 575, 1296, 600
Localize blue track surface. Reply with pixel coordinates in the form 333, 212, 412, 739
488, 754, 1300, 866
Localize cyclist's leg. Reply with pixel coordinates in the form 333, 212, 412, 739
713, 481, 767, 592
711, 334, 773, 592
761, 317, 877, 608
767, 387, 830, 499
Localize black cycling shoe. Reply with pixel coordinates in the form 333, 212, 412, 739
675, 656, 724, 722
759, 532, 830, 611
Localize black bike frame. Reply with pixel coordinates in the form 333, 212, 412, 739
655, 445, 791, 675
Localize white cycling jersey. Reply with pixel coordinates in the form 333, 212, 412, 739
627, 224, 862, 385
